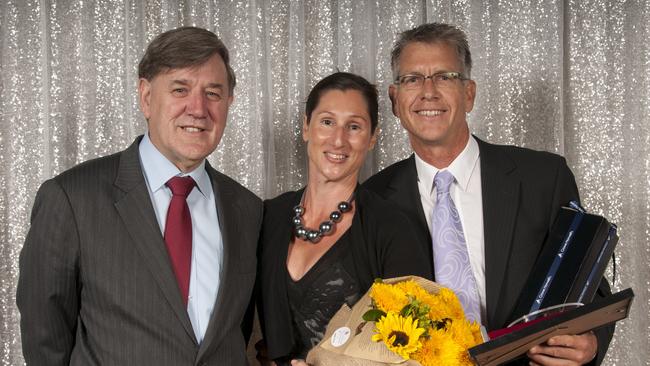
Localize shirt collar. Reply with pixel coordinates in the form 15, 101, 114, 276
139, 132, 211, 197
414, 134, 480, 194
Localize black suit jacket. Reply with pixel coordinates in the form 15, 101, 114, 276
363, 137, 614, 365
17, 136, 263, 365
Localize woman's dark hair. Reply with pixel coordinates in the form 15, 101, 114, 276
305, 72, 379, 134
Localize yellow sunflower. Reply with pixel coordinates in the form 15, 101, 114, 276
370, 282, 409, 313
426, 288, 465, 321
371, 312, 425, 360
413, 327, 465, 366
447, 318, 483, 350
394, 279, 424, 296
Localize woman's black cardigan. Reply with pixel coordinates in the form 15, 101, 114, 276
257, 185, 432, 361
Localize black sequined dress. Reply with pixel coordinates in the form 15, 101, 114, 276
285, 229, 361, 359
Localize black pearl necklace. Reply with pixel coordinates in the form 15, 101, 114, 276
292, 190, 355, 244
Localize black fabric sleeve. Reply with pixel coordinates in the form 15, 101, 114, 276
358, 188, 432, 281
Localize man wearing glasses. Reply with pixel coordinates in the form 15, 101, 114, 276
364, 23, 613, 365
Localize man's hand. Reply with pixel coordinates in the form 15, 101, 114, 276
527, 332, 597, 366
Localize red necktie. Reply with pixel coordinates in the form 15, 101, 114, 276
164, 176, 196, 307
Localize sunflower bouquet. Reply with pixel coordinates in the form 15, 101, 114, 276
306, 276, 485, 366
366, 278, 484, 365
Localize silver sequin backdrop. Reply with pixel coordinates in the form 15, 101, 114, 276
1, 1, 648, 365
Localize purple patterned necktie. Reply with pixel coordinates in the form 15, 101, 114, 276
431, 170, 481, 323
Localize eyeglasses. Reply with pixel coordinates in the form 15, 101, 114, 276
394, 71, 468, 90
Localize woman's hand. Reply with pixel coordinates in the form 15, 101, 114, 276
254, 339, 277, 366
290, 360, 309, 366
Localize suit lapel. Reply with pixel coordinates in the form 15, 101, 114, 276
477, 138, 520, 329
197, 165, 242, 359
385, 156, 433, 267
113, 138, 197, 342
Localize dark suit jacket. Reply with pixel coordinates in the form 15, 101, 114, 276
17, 136, 262, 365
363, 137, 614, 365
258, 186, 431, 362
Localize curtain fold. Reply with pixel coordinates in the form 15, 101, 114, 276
1, 1, 648, 364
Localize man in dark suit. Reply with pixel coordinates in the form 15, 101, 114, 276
17, 27, 262, 365
364, 23, 613, 365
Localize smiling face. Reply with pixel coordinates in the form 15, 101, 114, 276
303, 89, 377, 185
389, 41, 476, 158
138, 54, 233, 172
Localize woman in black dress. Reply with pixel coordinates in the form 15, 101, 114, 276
257, 72, 430, 366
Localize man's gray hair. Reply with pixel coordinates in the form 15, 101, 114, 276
391, 23, 472, 80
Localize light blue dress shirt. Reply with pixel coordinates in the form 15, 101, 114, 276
138, 133, 223, 343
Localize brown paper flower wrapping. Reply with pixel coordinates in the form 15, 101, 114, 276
306, 276, 461, 366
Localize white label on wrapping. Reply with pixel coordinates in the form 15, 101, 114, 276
330, 326, 351, 347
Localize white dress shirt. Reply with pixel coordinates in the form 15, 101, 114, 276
414, 135, 487, 321
139, 133, 223, 343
